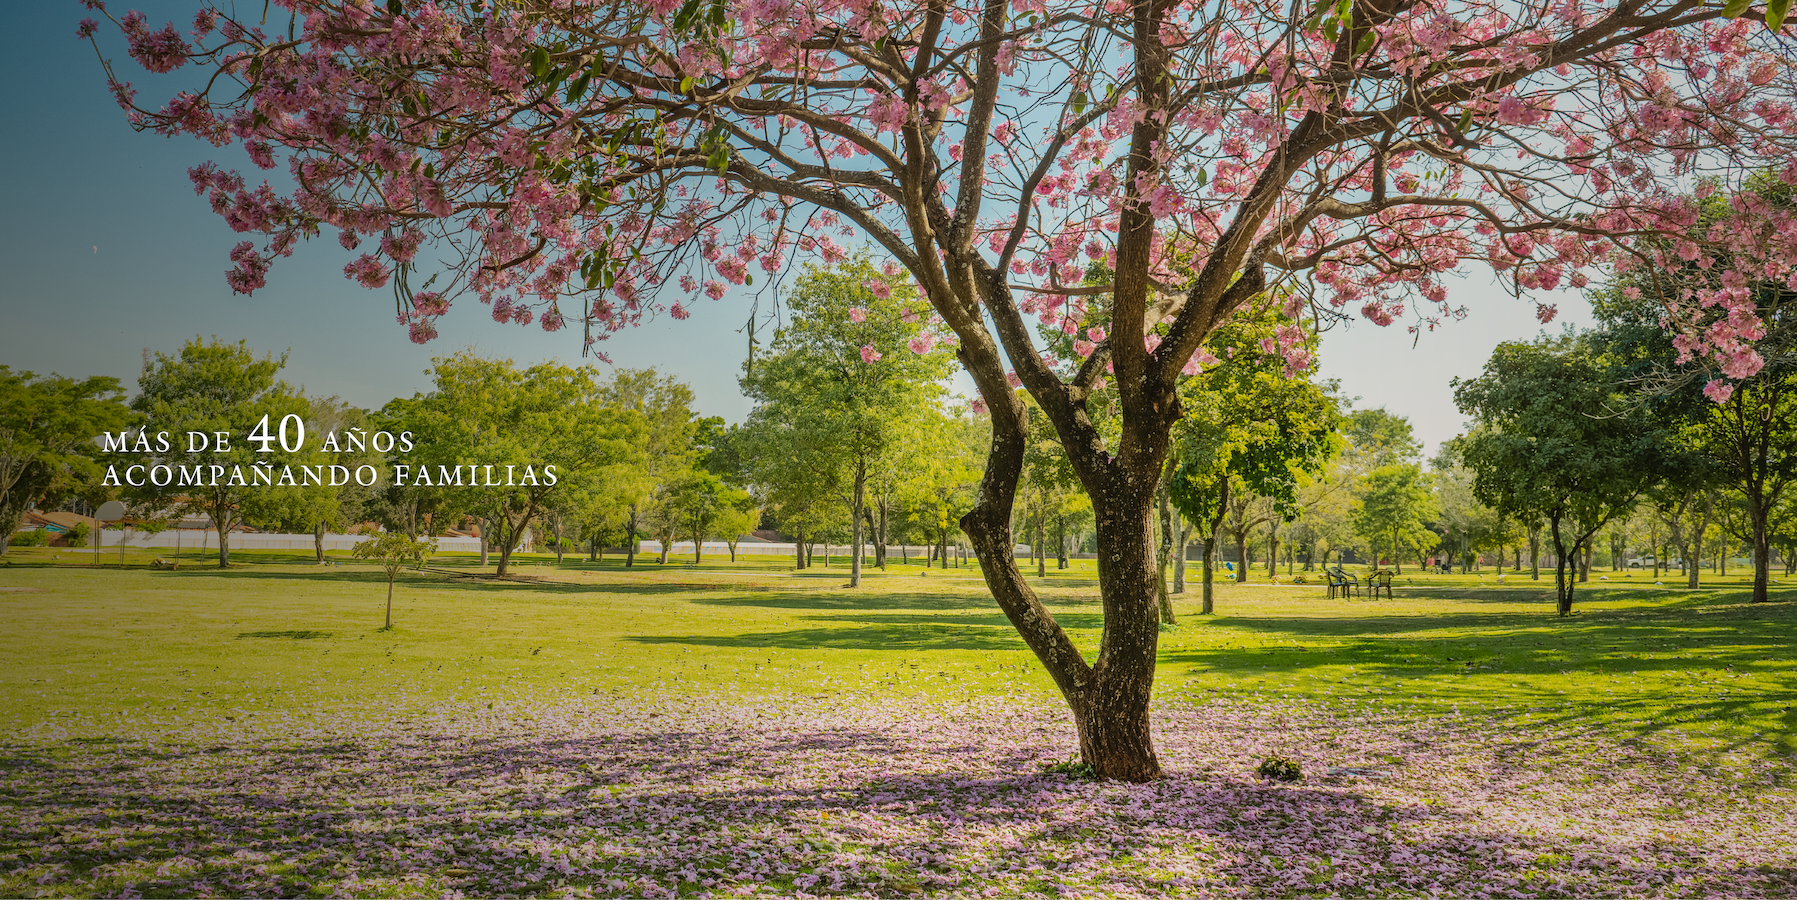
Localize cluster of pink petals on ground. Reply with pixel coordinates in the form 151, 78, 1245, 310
83, 0, 1797, 391
3, 693, 1793, 898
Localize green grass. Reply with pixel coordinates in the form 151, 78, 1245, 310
2, 547, 1793, 765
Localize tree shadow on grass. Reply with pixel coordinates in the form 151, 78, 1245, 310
1167, 596, 1797, 761
4, 712, 1790, 898
237, 630, 334, 640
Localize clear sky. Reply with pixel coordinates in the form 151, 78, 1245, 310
0, 3, 1593, 459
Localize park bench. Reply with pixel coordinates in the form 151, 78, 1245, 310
1368, 569, 1394, 599
1326, 566, 1359, 599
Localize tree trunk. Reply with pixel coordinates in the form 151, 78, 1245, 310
497, 516, 522, 576
1266, 520, 1278, 577
1747, 481, 1774, 603
1057, 515, 1069, 570
625, 506, 639, 568
1528, 525, 1541, 580
1154, 473, 1175, 624
1232, 529, 1248, 583
213, 507, 233, 568
1037, 513, 1048, 579
1172, 516, 1189, 594
1550, 514, 1574, 616
875, 503, 889, 568
384, 575, 394, 629
478, 518, 491, 567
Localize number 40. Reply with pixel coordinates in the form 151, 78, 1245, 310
247, 414, 306, 453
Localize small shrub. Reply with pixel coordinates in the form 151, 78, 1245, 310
66, 522, 91, 548
9, 529, 47, 548
1290, 574, 1308, 584
1257, 755, 1302, 782
1042, 754, 1098, 780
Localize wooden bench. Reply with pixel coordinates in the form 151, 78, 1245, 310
1326, 567, 1359, 599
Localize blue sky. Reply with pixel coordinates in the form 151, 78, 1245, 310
0, 2, 1593, 456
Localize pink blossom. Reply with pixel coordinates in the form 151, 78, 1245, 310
1006, 370, 1022, 388
1073, 339, 1096, 357
1704, 379, 1735, 403
859, 344, 882, 363
849, 306, 867, 323
969, 397, 988, 414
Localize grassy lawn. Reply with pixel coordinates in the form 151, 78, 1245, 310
1, 550, 1793, 898
2, 548, 1791, 762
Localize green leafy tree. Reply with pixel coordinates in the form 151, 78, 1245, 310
407, 353, 640, 575
600, 370, 699, 567
1455, 333, 1674, 615
1351, 463, 1440, 572
740, 257, 953, 586
0, 368, 137, 555
1165, 312, 1340, 612
130, 338, 311, 567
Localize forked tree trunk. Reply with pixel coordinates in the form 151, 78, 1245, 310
384, 575, 395, 629
315, 521, 327, 563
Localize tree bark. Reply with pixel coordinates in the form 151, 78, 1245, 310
384, 575, 394, 629
315, 520, 327, 564
1528, 525, 1541, 580
1550, 514, 1574, 616
850, 456, 867, 586
625, 506, 639, 568
1172, 516, 1189, 594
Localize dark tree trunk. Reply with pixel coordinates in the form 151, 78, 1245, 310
315, 520, 327, 564
384, 575, 394, 629
1154, 472, 1174, 624
625, 506, 638, 568
1550, 514, 1574, 616
1528, 525, 1541, 580
1172, 516, 1189, 594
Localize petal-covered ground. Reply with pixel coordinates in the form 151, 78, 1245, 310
2, 694, 1792, 898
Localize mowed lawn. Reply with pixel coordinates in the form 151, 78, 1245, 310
1, 550, 1795, 898
0, 550, 1791, 761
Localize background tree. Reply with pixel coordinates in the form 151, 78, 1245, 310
93, 0, 1797, 780
1167, 312, 1339, 610
1455, 334, 1674, 614
0, 368, 135, 555
741, 258, 953, 585
130, 338, 310, 567
601, 371, 700, 568
408, 353, 639, 575
1351, 463, 1439, 572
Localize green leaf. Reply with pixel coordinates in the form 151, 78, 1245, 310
1070, 90, 1087, 115
1321, 16, 1339, 41
387, 0, 403, 16
1355, 29, 1377, 57
745, 274, 753, 285
1769, 0, 1790, 29
567, 71, 592, 102
1720, 0, 1753, 15
1196, 167, 1208, 188
681, 76, 696, 93
531, 48, 551, 80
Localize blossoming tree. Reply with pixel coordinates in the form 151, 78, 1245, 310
87, 0, 1797, 778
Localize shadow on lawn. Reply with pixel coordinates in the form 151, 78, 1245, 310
4, 715, 1791, 898
1169, 594, 1797, 759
